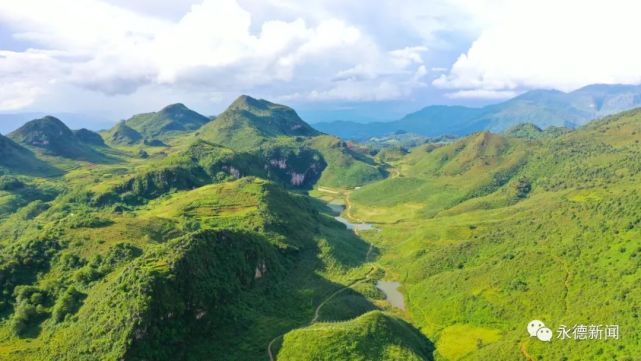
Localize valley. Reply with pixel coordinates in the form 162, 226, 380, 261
0, 95, 640, 360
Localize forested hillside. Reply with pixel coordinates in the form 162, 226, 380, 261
348, 107, 641, 360
0, 96, 403, 361
1, 96, 640, 361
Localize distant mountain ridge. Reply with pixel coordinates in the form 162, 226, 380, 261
197, 95, 321, 150
315, 84, 641, 140
123, 103, 209, 138
9, 116, 107, 161
105, 122, 143, 145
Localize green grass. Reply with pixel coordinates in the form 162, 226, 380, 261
123, 103, 210, 139
5, 98, 641, 361
435, 324, 501, 360
347, 110, 641, 360
0, 168, 389, 360
277, 311, 434, 361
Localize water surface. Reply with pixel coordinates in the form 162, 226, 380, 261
376, 280, 405, 310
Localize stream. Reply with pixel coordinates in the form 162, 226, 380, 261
328, 201, 374, 231
376, 280, 405, 310
327, 201, 405, 310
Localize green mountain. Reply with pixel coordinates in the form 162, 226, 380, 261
0, 171, 388, 360
9, 96, 641, 361
123, 103, 209, 139
503, 122, 544, 139
0, 134, 59, 176
345, 107, 641, 360
196, 95, 383, 189
8, 116, 106, 161
106, 121, 143, 145
315, 84, 641, 140
73, 128, 105, 146
198, 95, 320, 150
276, 311, 434, 361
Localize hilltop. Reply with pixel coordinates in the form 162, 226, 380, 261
105, 121, 143, 145
193, 95, 384, 188
276, 311, 434, 361
123, 103, 209, 139
8, 116, 107, 161
346, 106, 641, 360
73, 128, 105, 146
198, 95, 320, 150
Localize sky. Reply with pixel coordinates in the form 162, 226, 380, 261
1, 0, 641, 126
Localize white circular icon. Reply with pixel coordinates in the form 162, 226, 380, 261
527, 320, 545, 337
536, 327, 553, 342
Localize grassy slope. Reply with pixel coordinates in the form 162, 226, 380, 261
277, 311, 434, 361
308, 135, 386, 189
8, 116, 108, 163
196, 95, 385, 189
124, 103, 210, 139
0, 135, 61, 177
348, 110, 641, 360
0, 163, 383, 361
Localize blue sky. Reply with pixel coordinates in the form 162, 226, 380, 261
1, 0, 641, 125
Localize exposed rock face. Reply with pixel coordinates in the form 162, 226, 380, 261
254, 260, 267, 279
270, 158, 287, 169
291, 173, 305, 186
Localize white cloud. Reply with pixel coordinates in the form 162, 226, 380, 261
0, 0, 435, 111
435, 0, 641, 98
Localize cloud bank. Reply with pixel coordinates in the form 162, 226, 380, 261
434, 0, 641, 97
0, 0, 445, 111
1, 0, 641, 116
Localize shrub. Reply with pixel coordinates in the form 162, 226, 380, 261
52, 287, 85, 322
10, 285, 49, 336
514, 177, 532, 198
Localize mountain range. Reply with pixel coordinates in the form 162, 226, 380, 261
315, 83, 641, 140
2, 93, 641, 360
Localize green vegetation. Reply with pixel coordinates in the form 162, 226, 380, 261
0, 135, 60, 176
0, 96, 409, 361
105, 122, 143, 145
276, 311, 434, 361
3, 94, 640, 361
348, 108, 641, 360
308, 136, 386, 188
8, 116, 107, 162
123, 103, 210, 139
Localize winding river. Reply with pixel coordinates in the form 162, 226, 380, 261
328, 202, 374, 231
376, 280, 405, 310
328, 201, 405, 310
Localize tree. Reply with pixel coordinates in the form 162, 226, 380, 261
52, 287, 85, 322
514, 177, 532, 198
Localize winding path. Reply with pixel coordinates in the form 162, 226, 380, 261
267, 269, 375, 361
519, 341, 535, 361
268, 184, 389, 360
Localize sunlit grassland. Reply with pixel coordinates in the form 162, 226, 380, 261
347, 118, 641, 360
